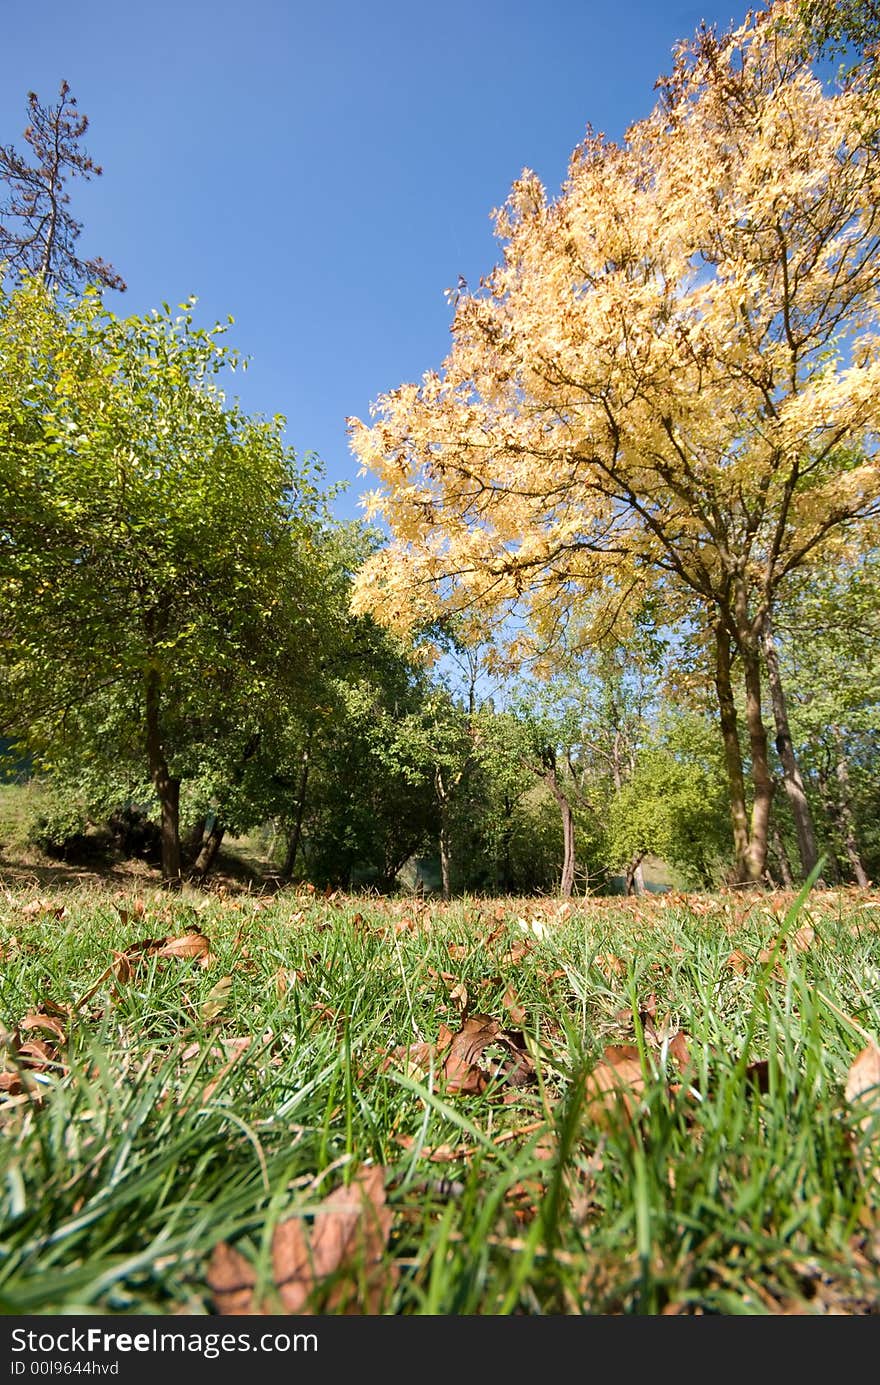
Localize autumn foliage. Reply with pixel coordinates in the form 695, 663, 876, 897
350, 0, 880, 881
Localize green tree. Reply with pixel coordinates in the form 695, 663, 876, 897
774, 553, 880, 884
607, 712, 732, 891
0, 281, 329, 879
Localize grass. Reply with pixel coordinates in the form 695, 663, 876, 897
1, 878, 879, 1315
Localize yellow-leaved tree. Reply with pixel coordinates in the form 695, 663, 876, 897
349, 0, 880, 883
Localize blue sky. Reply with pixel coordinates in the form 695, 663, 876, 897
1, 0, 743, 519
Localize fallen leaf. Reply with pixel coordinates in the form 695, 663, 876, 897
208, 1166, 394, 1315
200, 976, 233, 1024
502, 985, 527, 1026
595, 953, 625, 980
443, 1014, 535, 1094
666, 1030, 693, 1073
21, 898, 67, 921
503, 941, 533, 966
845, 1043, 880, 1182
76, 930, 213, 1009
112, 951, 133, 984
203, 1037, 253, 1100
846, 1044, 880, 1109
745, 1058, 775, 1094
726, 949, 751, 974
205, 1242, 258, 1315
382, 1041, 438, 1078
792, 923, 816, 952
157, 928, 212, 966
448, 981, 468, 1014
584, 1045, 647, 1125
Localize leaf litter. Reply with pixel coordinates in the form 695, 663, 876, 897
207, 1166, 395, 1314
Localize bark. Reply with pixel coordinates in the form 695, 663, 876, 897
439, 814, 452, 901
145, 667, 181, 882
770, 823, 795, 890
740, 633, 774, 883
542, 758, 576, 898
714, 623, 751, 880
190, 819, 225, 880
762, 616, 820, 879
185, 816, 208, 863
500, 792, 513, 894
833, 733, 869, 887
625, 851, 646, 897
39, 196, 58, 283
281, 743, 311, 881
816, 765, 842, 884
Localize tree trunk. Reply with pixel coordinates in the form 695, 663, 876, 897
714, 623, 751, 881
185, 816, 208, 864
816, 764, 842, 884
625, 851, 646, 897
740, 635, 774, 883
833, 732, 869, 887
145, 667, 181, 882
281, 745, 311, 881
770, 823, 795, 889
190, 818, 225, 880
439, 815, 452, 902
543, 761, 575, 898
762, 616, 820, 879
501, 792, 513, 894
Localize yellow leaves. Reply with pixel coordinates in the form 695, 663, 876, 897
347, 0, 880, 654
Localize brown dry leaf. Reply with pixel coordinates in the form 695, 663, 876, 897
666, 1030, 693, 1073
21, 898, 66, 921
394, 1134, 470, 1163
283, 1167, 393, 1313
75, 933, 193, 1009
726, 949, 752, 974
20, 1012, 66, 1043
111, 951, 133, 984
16, 1035, 57, 1068
502, 985, 526, 1027
205, 1241, 261, 1315
845, 1043, 880, 1181
745, 1058, 774, 1095
595, 953, 625, 980
792, 923, 816, 952
426, 966, 456, 984
503, 941, 533, 966
846, 1044, 880, 1108
208, 1167, 394, 1315
584, 1045, 647, 1126
382, 1041, 438, 1078
157, 928, 212, 967
442, 1015, 493, 1095
203, 1038, 252, 1101
448, 981, 468, 1014
275, 966, 303, 999
442, 1014, 535, 1095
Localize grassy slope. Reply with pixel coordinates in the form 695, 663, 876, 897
1, 880, 879, 1315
